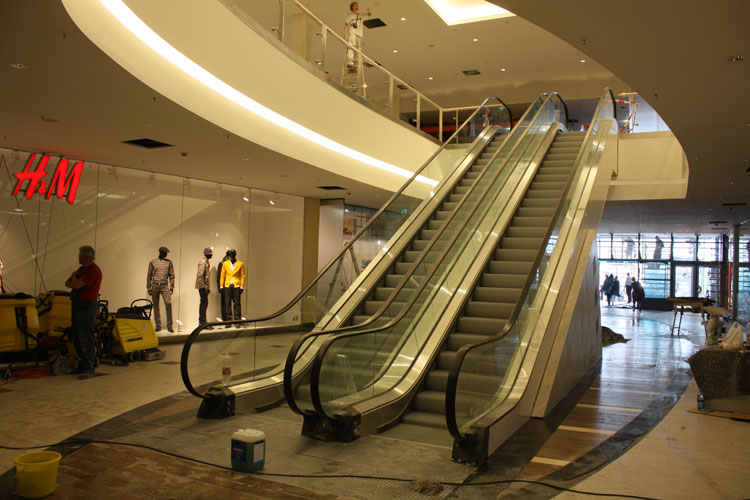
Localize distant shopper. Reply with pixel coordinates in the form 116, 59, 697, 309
612, 276, 621, 303
624, 237, 635, 259
344, 2, 371, 70
602, 274, 615, 307
653, 236, 664, 260
631, 280, 645, 310
147, 246, 175, 332
196, 247, 212, 328
65, 245, 102, 380
625, 273, 633, 304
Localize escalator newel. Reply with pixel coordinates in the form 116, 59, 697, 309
197, 386, 236, 419
302, 409, 360, 442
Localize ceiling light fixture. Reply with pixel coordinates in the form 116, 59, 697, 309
393, 49, 399, 53
472, 38, 479, 42
728, 55, 744, 62
500, 68, 506, 72
9, 62, 29, 70
269, 200, 275, 206
424, 0, 515, 26
579, 59, 586, 63
98, 0, 437, 187
400, 17, 406, 21
428, 76, 433, 80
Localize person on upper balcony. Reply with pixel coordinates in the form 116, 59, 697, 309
344, 2, 372, 71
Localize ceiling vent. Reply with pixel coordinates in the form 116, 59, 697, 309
462, 69, 481, 76
122, 138, 173, 149
363, 18, 386, 29
720, 202, 747, 207
708, 220, 728, 224
316, 185, 347, 191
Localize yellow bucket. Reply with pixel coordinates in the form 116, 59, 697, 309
14, 451, 61, 499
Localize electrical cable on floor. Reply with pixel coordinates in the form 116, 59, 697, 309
0, 440, 660, 500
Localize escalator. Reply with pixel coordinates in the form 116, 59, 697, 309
180, 97, 515, 417
404, 131, 585, 430
292, 89, 619, 465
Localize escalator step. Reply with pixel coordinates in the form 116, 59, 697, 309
465, 300, 514, 319
534, 173, 570, 183
453, 185, 470, 195
481, 273, 527, 289
427, 369, 449, 391
402, 411, 446, 429
448, 331, 498, 350
374, 287, 395, 301
511, 215, 554, 227
364, 300, 405, 316
433, 210, 453, 221
454, 317, 505, 336
525, 190, 561, 199
516, 206, 554, 218
537, 166, 573, 175
486, 260, 532, 274
530, 180, 567, 190
521, 197, 558, 208
473, 287, 523, 303
492, 249, 537, 263
442, 202, 458, 212
447, 193, 464, 204
413, 390, 445, 414
506, 226, 548, 238
501, 237, 544, 250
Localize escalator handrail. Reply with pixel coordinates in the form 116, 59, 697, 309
444, 88, 616, 445
284, 94, 554, 418
181, 96, 512, 399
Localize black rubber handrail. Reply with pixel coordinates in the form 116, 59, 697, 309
284, 94, 552, 418
180, 97, 512, 399
444, 89, 615, 447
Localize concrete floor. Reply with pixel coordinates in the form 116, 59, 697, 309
1, 308, 748, 499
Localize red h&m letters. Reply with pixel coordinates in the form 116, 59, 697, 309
12, 153, 84, 205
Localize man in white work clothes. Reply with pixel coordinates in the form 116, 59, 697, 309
344, 2, 371, 70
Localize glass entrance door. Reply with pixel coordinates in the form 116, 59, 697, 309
698, 265, 720, 302
674, 265, 695, 297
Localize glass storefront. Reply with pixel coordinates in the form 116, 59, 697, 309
597, 231, 748, 313
0, 148, 304, 332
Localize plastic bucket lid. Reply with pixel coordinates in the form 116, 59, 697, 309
14, 451, 61, 499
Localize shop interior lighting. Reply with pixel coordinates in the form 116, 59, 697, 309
99, 0, 436, 186
424, 0, 514, 26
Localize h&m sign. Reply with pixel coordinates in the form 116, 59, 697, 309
11, 153, 84, 205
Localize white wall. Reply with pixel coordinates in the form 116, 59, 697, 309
607, 131, 689, 201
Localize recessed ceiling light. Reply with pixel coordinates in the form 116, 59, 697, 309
9, 61, 28, 70
579, 59, 586, 63
500, 68, 506, 72
242, 196, 249, 202
269, 200, 275, 206
472, 38, 479, 42
241, 157, 250, 160
400, 17, 406, 21
428, 76, 433, 80
393, 49, 398, 53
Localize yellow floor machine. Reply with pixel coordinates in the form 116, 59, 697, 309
1, 292, 164, 375
98, 299, 166, 364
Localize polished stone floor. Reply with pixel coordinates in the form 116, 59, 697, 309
1, 307, 748, 499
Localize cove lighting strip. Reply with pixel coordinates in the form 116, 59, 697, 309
99, 0, 437, 187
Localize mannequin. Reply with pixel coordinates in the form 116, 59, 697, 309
219, 249, 246, 324
147, 246, 175, 332
217, 249, 232, 321
195, 247, 212, 328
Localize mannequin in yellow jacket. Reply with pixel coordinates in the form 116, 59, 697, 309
219, 249, 246, 322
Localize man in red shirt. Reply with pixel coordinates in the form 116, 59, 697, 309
65, 245, 102, 379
